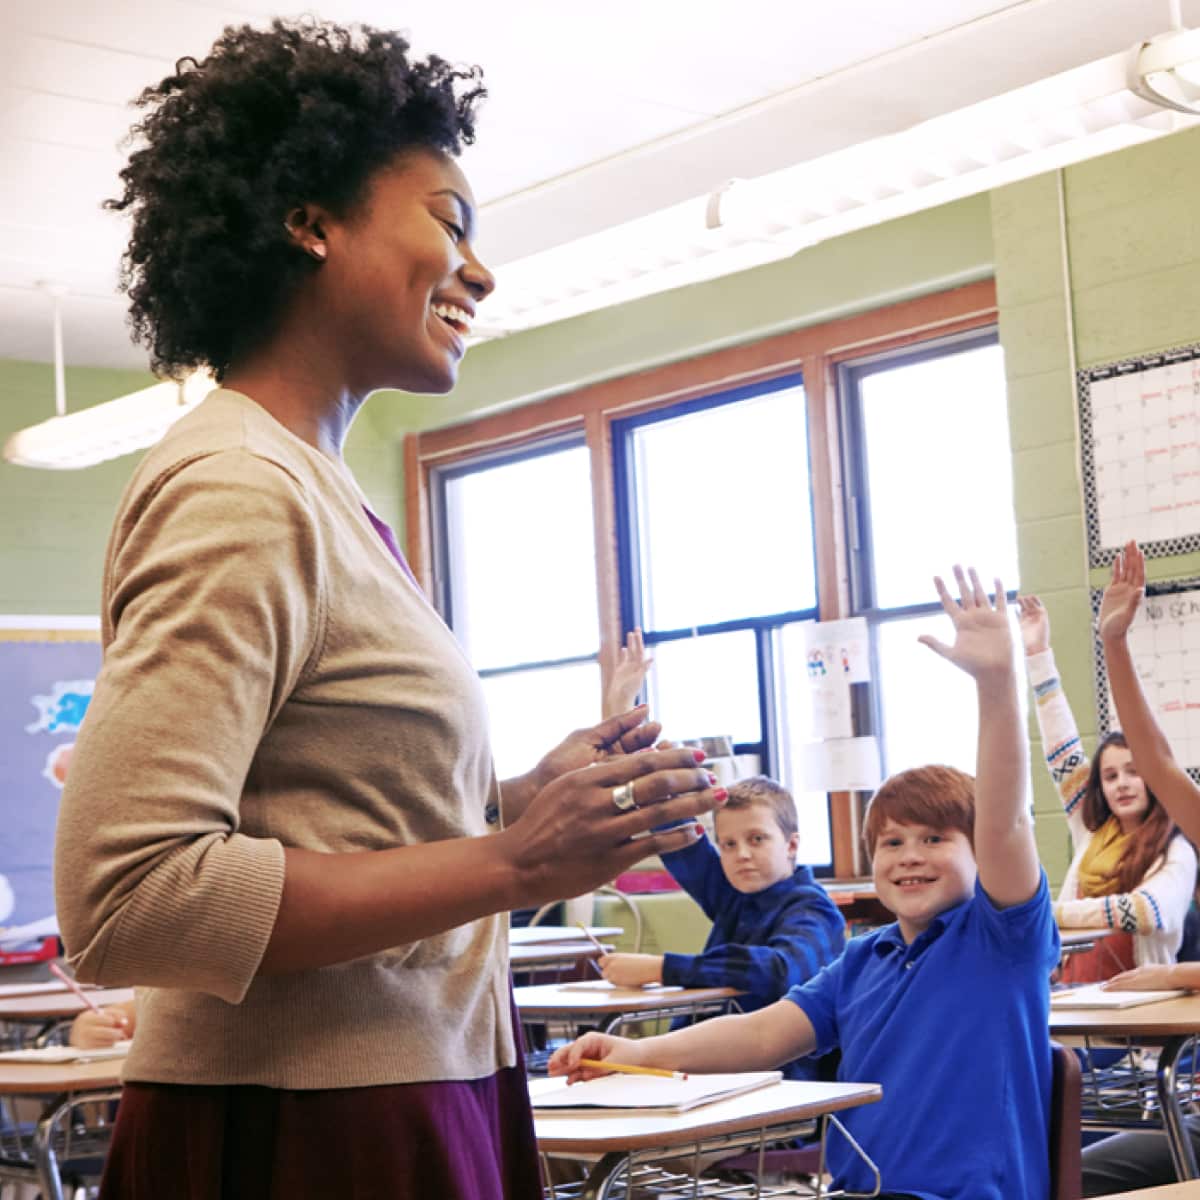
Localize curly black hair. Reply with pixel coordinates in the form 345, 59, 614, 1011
107, 18, 485, 380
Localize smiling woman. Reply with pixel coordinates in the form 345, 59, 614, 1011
52, 18, 720, 1200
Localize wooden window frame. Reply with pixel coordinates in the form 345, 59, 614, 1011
406, 279, 998, 878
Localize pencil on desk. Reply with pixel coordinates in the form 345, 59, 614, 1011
579, 1057, 688, 1080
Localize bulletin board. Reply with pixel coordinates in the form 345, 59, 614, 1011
0, 627, 100, 931
1090, 581, 1200, 783
1079, 343, 1200, 567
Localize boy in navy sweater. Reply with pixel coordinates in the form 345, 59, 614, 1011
553, 568, 1059, 1200
599, 776, 845, 1060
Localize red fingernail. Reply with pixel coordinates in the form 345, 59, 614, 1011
707, 771, 718, 785
694, 824, 705, 836
692, 750, 706, 762
713, 788, 728, 805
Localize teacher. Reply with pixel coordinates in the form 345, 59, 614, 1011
54, 19, 719, 1199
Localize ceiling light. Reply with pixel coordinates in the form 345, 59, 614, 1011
2, 289, 214, 470
475, 45, 1198, 341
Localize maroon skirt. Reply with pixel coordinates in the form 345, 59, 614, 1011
98, 1062, 542, 1200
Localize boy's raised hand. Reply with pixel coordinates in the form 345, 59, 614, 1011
1098, 540, 1145, 643
919, 566, 1013, 680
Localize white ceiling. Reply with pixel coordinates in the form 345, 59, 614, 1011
2, 0, 1198, 371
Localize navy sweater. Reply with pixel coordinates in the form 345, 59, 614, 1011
660, 838, 846, 1079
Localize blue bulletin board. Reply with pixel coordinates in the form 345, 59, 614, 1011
0, 626, 100, 932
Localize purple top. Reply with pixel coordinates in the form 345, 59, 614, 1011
363, 505, 420, 588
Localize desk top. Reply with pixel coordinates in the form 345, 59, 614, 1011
510, 944, 609, 969
0, 987, 136, 1021
1049, 992, 1200, 1037
0, 1054, 125, 1095
515, 981, 739, 1017
1059, 927, 1114, 948
534, 1078, 882, 1153
1103, 1183, 1200, 1198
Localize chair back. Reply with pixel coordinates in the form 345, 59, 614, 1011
1050, 1039, 1082, 1200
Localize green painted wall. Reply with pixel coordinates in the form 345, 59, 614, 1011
0, 361, 399, 614
993, 124, 1200, 887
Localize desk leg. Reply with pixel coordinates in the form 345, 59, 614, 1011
1157, 1036, 1198, 1182
578, 1151, 627, 1200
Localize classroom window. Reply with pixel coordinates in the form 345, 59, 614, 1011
433, 439, 601, 777
614, 377, 831, 867
841, 332, 1022, 776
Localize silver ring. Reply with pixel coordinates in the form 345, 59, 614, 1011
611, 782, 638, 812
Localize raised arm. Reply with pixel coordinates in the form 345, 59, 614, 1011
603, 628, 654, 719
920, 567, 1040, 908
1100, 540, 1200, 846
1018, 595, 1091, 842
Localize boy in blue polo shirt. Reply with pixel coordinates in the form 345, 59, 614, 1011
551, 567, 1060, 1200
597, 775, 845, 1078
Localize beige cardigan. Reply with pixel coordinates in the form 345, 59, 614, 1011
54, 389, 513, 1089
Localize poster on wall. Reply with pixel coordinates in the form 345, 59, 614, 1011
0, 625, 100, 938
1079, 342, 1200, 567
1090, 581, 1200, 783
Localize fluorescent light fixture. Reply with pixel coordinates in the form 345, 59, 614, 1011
475, 46, 1199, 341
3, 286, 215, 470
3, 371, 215, 470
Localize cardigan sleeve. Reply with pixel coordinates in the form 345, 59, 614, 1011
54, 451, 324, 1003
1026, 648, 1091, 848
1054, 835, 1198, 937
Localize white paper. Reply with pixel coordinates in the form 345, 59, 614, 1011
798, 737, 882, 792
805, 617, 871, 683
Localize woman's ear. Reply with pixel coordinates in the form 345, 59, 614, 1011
282, 204, 328, 261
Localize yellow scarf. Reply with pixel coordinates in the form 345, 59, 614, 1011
1077, 816, 1131, 898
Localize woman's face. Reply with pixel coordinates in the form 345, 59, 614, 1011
322, 147, 494, 395
1098, 743, 1151, 830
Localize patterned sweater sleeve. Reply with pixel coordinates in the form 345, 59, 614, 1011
1026, 648, 1090, 848
1055, 834, 1198, 936
660, 884, 846, 998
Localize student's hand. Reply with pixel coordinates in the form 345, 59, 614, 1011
603, 630, 654, 719
69, 1006, 131, 1049
600, 952, 665, 988
548, 1031, 645, 1084
1098, 540, 1145, 644
530, 706, 663, 793
1103, 964, 1181, 991
1016, 595, 1050, 657
501, 746, 722, 906
919, 566, 1013, 683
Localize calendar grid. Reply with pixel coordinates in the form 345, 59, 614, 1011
1079, 343, 1200, 568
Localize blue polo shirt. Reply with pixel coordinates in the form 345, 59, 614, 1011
787, 872, 1059, 1200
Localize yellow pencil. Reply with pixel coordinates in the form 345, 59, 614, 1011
579, 1058, 688, 1080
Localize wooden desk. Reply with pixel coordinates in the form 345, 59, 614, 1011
534, 1077, 882, 1199
0, 1055, 124, 1200
516, 981, 741, 1037
0, 988, 135, 1023
1107, 1184, 1200, 1199
1051, 994, 1200, 1181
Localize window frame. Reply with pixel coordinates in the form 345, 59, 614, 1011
406, 279, 999, 877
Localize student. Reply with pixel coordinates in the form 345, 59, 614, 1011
69, 998, 137, 1049
603, 628, 654, 719
1019, 595, 1194, 981
551, 567, 1059, 1200
597, 775, 845, 1078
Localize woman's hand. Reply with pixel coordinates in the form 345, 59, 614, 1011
531, 706, 662, 792
600, 952, 664, 988
548, 1031, 645, 1084
500, 746, 723, 906
69, 1004, 132, 1048
919, 567, 1013, 682
1016, 594, 1050, 657
604, 629, 654, 719
1099, 540, 1145, 644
